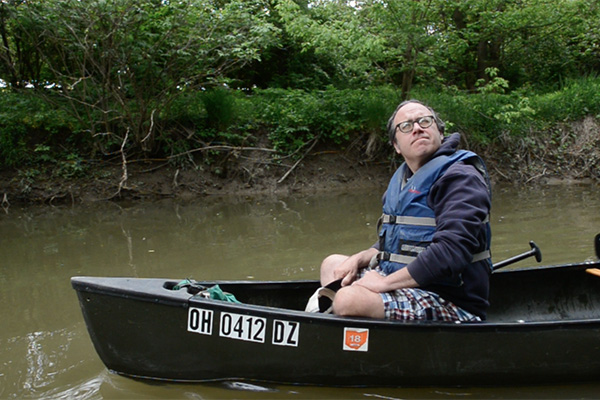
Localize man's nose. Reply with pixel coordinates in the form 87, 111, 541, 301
411, 123, 425, 134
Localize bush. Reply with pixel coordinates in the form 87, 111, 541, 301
532, 76, 600, 122
3, 77, 600, 172
201, 87, 238, 131
0, 90, 79, 169
252, 86, 400, 154
409, 77, 600, 145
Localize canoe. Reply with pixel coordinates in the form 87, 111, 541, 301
72, 236, 600, 387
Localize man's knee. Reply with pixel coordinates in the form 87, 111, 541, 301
333, 286, 385, 318
320, 254, 347, 285
332, 286, 354, 316
321, 254, 346, 270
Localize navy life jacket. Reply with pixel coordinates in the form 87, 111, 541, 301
373, 150, 492, 286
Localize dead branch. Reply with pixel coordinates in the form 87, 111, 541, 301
277, 136, 320, 184
116, 128, 130, 197
1, 193, 9, 213
168, 145, 277, 160
141, 108, 156, 144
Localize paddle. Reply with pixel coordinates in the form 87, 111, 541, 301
493, 241, 542, 271
584, 234, 600, 277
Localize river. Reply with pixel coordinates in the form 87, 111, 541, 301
1, 183, 599, 399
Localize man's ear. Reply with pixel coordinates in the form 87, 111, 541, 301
393, 140, 402, 155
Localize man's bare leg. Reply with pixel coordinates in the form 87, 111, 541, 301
333, 284, 385, 318
320, 254, 348, 286
320, 251, 385, 318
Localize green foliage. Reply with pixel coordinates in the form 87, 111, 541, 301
532, 77, 600, 122
476, 68, 510, 94
431, 89, 538, 143
0, 90, 79, 168
412, 76, 600, 145
276, 0, 386, 87
253, 88, 318, 153
252, 86, 399, 154
2, 78, 600, 176
201, 88, 238, 132
2, 0, 279, 153
0, 91, 34, 167
356, 88, 398, 133
1, 0, 599, 173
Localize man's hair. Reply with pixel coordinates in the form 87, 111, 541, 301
386, 100, 446, 145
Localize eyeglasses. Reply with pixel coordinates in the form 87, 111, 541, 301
394, 115, 435, 134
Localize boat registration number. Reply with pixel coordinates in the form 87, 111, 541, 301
187, 307, 299, 347
220, 312, 266, 343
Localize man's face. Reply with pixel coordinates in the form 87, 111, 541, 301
391, 103, 444, 172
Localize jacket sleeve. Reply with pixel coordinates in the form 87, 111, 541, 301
406, 162, 491, 286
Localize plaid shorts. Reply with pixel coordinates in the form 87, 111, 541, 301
358, 268, 482, 322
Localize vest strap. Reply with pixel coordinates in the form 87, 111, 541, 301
471, 250, 491, 263
371, 251, 417, 267
380, 214, 436, 227
370, 249, 491, 268
381, 213, 489, 226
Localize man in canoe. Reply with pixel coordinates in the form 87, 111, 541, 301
320, 100, 492, 322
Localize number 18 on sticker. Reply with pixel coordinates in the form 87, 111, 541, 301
343, 327, 369, 352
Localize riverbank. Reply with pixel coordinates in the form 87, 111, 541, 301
1, 116, 599, 206
0, 147, 392, 206
0, 149, 596, 208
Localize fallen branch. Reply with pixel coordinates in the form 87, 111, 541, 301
492, 165, 510, 181
277, 136, 320, 184
173, 168, 180, 187
1, 193, 9, 213
116, 129, 130, 197
525, 168, 547, 184
141, 109, 156, 144
168, 145, 276, 160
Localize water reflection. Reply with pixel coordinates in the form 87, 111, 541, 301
1, 184, 599, 399
492, 184, 600, 263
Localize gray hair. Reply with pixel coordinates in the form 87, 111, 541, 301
386, 100, 446, 145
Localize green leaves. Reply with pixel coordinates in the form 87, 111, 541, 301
3, 0, 279, 150
277, 0, 385, 86
1, 0, 599, 172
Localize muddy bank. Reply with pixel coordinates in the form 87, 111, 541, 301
0, 148, 393, 206
0, 151, 595, 208
2, 117, 599, 206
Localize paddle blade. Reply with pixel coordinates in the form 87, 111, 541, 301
586, 268, 600, 278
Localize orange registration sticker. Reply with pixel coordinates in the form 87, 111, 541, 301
343, 328, 369, 352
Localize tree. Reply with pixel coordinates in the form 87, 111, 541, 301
0, 0, 46, 87
277, 0, 387, 88
363, 0, 440, 98
6, 0, 279, 153
277, 0, 445, 98
436, 0, 596, 91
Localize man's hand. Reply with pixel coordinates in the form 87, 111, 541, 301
334, 257, 360, 287
353, 269, 389, 292
334, 248, 378, 287
354, 267, 419, 293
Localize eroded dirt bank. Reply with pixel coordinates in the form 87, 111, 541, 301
1, 116, 599, 206
0, 149, 392, 206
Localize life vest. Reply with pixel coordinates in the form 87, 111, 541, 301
374, 150, 492, 286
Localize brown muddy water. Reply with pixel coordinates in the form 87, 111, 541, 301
1, 184, 600, 399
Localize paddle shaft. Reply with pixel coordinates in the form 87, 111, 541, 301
493, 241, 542, 271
